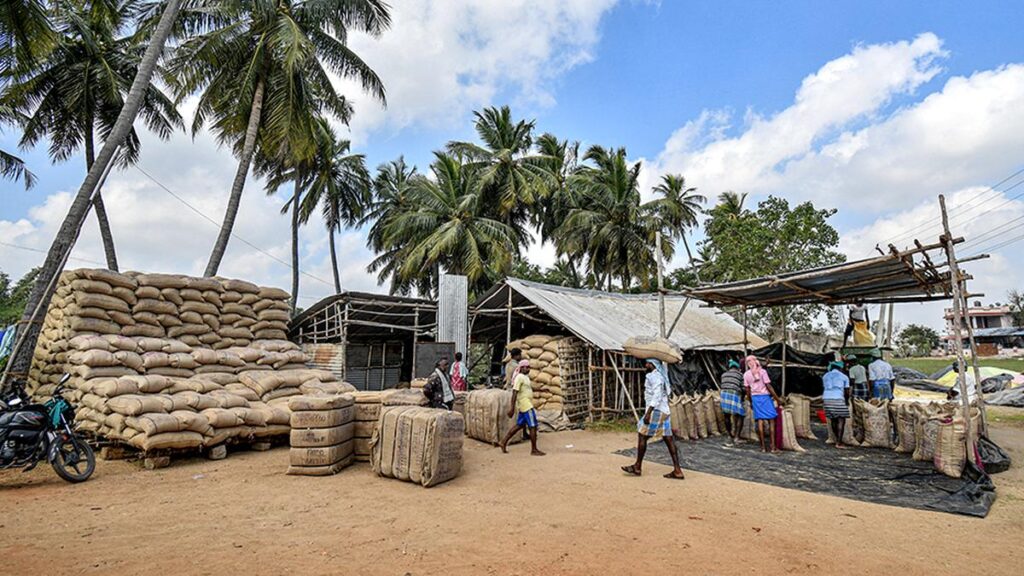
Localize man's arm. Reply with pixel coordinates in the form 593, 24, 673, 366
508, 387, 518, 418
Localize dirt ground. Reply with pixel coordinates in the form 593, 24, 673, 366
3, 412, 1024, 576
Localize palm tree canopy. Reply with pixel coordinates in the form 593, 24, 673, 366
2, 0, 183, 167
646, 173, 706, 236
167, 0, 389, 165
716, 190, 748, 219
0, 0, 57, 74
365, 156, 416, 251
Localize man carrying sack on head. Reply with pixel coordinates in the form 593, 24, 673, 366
621, 358, 685, 480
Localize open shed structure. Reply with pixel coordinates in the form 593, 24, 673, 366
470, 278, 767, 421
289, 291, 437, 390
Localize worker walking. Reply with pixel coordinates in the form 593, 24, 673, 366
868, 350, 895, 400
499, 359, 545, 456
719, 359, 746, 444
621, 359, 685, 479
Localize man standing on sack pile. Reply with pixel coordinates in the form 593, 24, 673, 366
621, 359, 685, 480
424, 357, 455, 410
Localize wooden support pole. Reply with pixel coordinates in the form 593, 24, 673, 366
341, 302, 349, 382
505, 287, 513, 345
608, 352, 640, 420
938, 194, 976, 458
412, 307, 419, 381
657, 231, 666, 338
886, 301, 895, 346
780, 307, 788, 396
666, 297, 691, 339
742, 306, 749, 354
958, 277, 990, 436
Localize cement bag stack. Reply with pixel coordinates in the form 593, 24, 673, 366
287, 394, 355, 476
27, 268, 357, 453
464, 389, 521, 445
506, 335, 567, 414
371, 406, 464, 487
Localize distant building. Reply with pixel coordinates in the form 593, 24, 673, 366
943, 301, 1022, 354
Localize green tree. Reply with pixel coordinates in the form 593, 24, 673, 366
365, 156, 418, 295
716, 190, 747, 219
447, 105, 553, 244
699, 195, 846, 337
1008, 289, 1024, 327
167, 0, 390, 277
896, 324, 940, 357
3, 0, 183, 270
0, 267, 40, 325
378, 152, 517, 296
648, 173, 705, 274
556, 145, 670, 290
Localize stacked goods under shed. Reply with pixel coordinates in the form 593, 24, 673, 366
26, 269, 355, 454
506, 335, 567, 414
287, 394, 356, 476
371, 406, 464, 487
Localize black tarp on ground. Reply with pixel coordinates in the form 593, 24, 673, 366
750, 343, 832, 396
615, 423, 996, 517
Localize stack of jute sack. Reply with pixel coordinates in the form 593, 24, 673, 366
784, 394, 816, 440
506, 335, 567, 413
669, 392, 725, 441
27, 268, 355, 453
464, 388, 521, 445
371, 406, 464, 487
287, 394, 355, 476
351, 390, 429, 461
733, 397, 805, 452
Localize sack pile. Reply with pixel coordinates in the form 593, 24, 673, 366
784, 394, 815, 440
854, 399, 894, 449
27, 268, 355, 452
287, 394, 355, 476
669, 392, 725, 441
464, 389, 521, 445
506, 335, 567, 413
371, 406, 464, 487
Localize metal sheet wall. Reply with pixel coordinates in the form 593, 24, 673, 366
438, 274, 468, 358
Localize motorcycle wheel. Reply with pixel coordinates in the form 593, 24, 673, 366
50, 435, 95, 483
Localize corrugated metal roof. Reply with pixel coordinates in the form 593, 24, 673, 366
477, 278, 766, 352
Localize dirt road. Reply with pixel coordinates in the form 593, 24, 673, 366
2, 419, 1023, 575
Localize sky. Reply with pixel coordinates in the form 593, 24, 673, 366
2, 0, 1024, 334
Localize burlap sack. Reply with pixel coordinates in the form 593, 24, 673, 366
934, 417, 966, 478
291, 422, 355, 448
786, 394, 815, 439
69, 335, 112, 352
92, 378, 140, 398
69, 349, 119, 367
289, 441, 354, 467
299, 380, 357, 396
286, 454, 353, 476
623, 335, 682, 364
780, 409, 805, 452
702, 393, 721, 436
76, 292, 131, 313
382, 389, 429, 407
290, 406, 354, 429
288, 394, 354, 412
81, 268, 137, 290
201, 408, 244, 428
464, 389, 521, 446
171, 410, 213, 435
894, 404, 919, 453
857, 399, 894, 448
129, 431, 205, 451
126, 413, 183, 435
172, 391, 220, 411
134, 298, 177, 315
692, 397, 708, 439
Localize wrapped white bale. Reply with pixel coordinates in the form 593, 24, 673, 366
372, 407, 464, 487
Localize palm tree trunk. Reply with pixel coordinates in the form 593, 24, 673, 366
290, 187, 300, 313
6, 0, 181, 386
204, 76, 266, 277
328, 225, 342, 294
84, 126, 118, 271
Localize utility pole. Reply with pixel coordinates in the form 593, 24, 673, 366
656, 231, 666, 338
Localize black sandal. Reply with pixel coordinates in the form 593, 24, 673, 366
621, 464, 641, 476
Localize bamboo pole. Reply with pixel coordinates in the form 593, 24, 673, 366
780, 307, 788, 396
657, 231, 666, 338
938, 194, 975, 459
958, 278, 990, 436
666, 297, 691, 339
505, 287, 513, 345
608, 352, 640, 420
742, 306, 749, 354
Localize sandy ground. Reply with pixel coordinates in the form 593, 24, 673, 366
2, 415, 1024, 576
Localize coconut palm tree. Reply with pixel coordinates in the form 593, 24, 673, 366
378, 152, 517, 296
447, 106, 553, 243
364, 157, 425, 295
717, 190, 747, 218
556, 145, 671, 290
3, 0, 183, 271
646, 173, 705, 270
167, 0, 390, 277
9, 0, 183, 384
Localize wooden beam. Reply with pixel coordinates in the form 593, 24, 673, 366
607, 353, 640, 420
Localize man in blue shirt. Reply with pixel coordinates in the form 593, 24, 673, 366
822, 361, 851, 449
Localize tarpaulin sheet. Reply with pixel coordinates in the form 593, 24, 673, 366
616, 423, 996, 517
750, 343, 832, 397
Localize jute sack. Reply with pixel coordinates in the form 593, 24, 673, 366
786, 394, 815, 440
372, 405, 419, 478
464, 389, 520, 445
711, 392, 727, 435
857, 399, 894, 448
683, 400, 700, 440
825, 401, 860, 446
933, 417, 967, 478
126, 413, 182, 436
912, 414, 943, 462
289, 441, 354, 467
623, 335, 682, 364
290, 422, 355, 448
779, 409, 806, 452
290, 406, 354, 429
702, 393, 721, 436
288, 394, 354, 412
669, 397, 685, 438
382, 389, 429, 406
740, 399, 758, 441
418, 409, 464, 487
373, 407, 463, 487
128, 431, 204, 451
894, 404, 919, 453
286, 456, 353, 476
692, 397, 708, 439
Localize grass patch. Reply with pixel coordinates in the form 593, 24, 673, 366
584, 418, 636, 433
891, 357, 1024, 377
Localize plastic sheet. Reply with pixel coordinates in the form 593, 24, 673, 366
616, 423, 997, 517
978, 436, 1011, 474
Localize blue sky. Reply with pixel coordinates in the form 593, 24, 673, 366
3, 0, 1024, 330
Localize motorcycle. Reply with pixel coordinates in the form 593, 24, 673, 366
0, 374, 95, 483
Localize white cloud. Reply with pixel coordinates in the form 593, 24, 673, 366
640, 32, 1024, 334
336, 0, 618, 143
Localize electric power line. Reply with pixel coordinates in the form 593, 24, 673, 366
133, 164, 336, 289
0, 240, 107, 266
